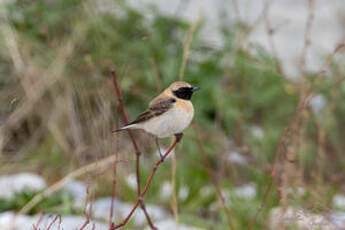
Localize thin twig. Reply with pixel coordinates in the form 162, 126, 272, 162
110, 68, 157, 229
110, 137, 180, 229
33, 212, 45, 230
247, 89, 308, 230
263, 0, 283, 74
46, 215, 61, 230
80, 177, 91, 230
193, 125, 234, 230
299, 0, 316, 70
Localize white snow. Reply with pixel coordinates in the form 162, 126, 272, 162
0, 173, 46, 199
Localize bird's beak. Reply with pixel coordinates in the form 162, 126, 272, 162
191, 86, 200, 92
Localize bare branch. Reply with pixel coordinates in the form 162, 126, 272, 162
46, 215, 61, 230
110, 69, 157, 229
193, 125, 234, 230
299, 0, 316, 70
80, 177, 92, 230
32, 212, 44, 230
110, 137, 180, 229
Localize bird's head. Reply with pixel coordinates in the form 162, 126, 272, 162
168, 81, 200, 100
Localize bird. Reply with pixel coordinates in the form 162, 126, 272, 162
114, 81, 200, 159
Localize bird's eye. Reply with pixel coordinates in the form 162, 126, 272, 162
173, 87, 194, 100
179, 87, 191, 92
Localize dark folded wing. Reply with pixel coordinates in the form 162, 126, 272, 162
127, 97, 176, 125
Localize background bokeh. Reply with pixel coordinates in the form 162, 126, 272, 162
1, 0, 345, 229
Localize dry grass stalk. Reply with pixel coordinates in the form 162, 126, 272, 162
312, 118, 326, 187
178, 15, 202, 80
17, 154, 127, 215
278, 110, 306, 229
0, 19, 88, 154
171, 144, 179, 229
193, 125, 235, 230
170, 17, 202, 226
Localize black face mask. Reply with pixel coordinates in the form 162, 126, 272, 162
172, 86, 200, 100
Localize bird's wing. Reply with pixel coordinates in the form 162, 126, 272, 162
127, 97, 176, 125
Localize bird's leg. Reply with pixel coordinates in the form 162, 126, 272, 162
175, 133, 183, 143
155, 137, 164, 161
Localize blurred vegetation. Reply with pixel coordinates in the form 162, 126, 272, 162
0, 190, 74, 215
0, 0, 345, 229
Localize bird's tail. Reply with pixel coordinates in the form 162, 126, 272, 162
112, 124, 136, 133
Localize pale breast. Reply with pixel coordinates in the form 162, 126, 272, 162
141, 100, 194, 138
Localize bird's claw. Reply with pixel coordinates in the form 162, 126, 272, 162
175, 133, 183, 142
159, 152, 164, 162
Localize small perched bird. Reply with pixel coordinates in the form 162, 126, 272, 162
114, 81, 200, 158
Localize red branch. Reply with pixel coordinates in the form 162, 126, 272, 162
193, 125, 234, 230
247, 94, 307, 230
80, 177, 94, 230
110, 68, 157, 229
46, 215, 61, 230
110, 138, 180, 229
33, 212, 44, 230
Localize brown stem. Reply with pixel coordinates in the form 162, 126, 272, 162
33, 212, 44, 230
111, 68, 157, 229
110, 137, 180, 229
80, 177, 92, 230
46, 215, 61, 230
299, 0, 316, 70
247, 95, 308, 230
193, 125, 234, 230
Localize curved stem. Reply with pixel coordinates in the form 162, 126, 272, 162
111, 68, 157, 229
110, 138, 179, 229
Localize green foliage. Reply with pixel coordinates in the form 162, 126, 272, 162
0, 190, 74, 215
